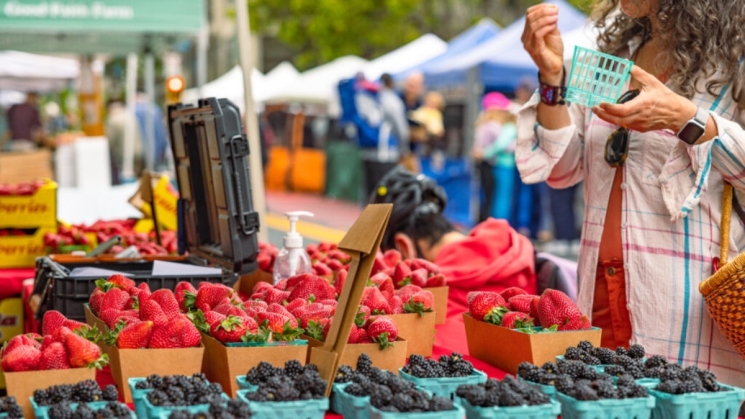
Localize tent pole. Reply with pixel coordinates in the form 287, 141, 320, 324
197, 0, 209, 98
144, 53, 156, 172
465, 66, 483, 225
122, 53, 138, 182
235, 0, 268, 243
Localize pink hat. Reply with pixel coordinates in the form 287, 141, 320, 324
482, 92, 511, 111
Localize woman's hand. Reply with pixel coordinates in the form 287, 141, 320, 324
592, 65, 698, 133
522, 4, 565, 84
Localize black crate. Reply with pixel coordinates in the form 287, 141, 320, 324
35, 258, 237, 322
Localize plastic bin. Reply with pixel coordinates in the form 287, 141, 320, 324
369, 403, 465, 419
648, 384, 745, 419
565, 46, 633, 108
235, 376, 258, 391
128, 378, 151, 419
140, 391, 229, 419
458, 397, 562, 419
399, 368, 487, 399
556, 392, 655, 419
332, 383, 370, 419
236, 389, 328, 419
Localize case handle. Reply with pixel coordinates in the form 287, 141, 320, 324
229, 134, 260, 236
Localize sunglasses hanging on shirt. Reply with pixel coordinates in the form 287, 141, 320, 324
604, 89, 641, 167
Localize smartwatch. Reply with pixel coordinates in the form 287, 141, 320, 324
677, 106, 709, 145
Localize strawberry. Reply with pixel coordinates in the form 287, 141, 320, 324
252, 281, 274, 295
304, 319, 329, 341
312, 262, 333, 276
211, 316, 253, 343
508, 294, 534, 314
369, 272, 395, 298
333, 269, 347, 298
2, 334, 41, 357
246, 300, 268, 311
41, 335, 53, 350
389, 296, 405, 314
367, 317, 398, 349
383, 249, 402, 268
409, 258, 440, 275
2, 346, 41, 372
318, 299, 338, 308
42, 310, 67, 336
404, 291, 434, 315
355, 306, 371, 327
559, 316, 592, 331
140, 300, 168, 327
65, 333, 105, 368
362, 287, 391, 314
148, 316, 201, 348
267, 303, 294, 319
501, 287, 528, 301
285, 299, 307, 313
117, 321, 153, 349
328, 249, 352, 264
102, 288, 130, 312
263, 288, 291, 305
255, 312, 302, 340
38, 342, 71, 370
299, 308, 333, 328
175, 282, 197, 312
371, 252, 388, 276
356, 328, 371, 343
107, 274, 136, 290
257, 253, 273, 271
396, 284, 423, 303
326, 259, 343, 271
288, 277, 335, 302
392, 262, 412, 287
467, 292, 482, 305
51, 327, 73, 345
468, 292, 507, 321
537, 289, 583, 328
275, 278, 289, 291
501, 312, 535, 329
529, 296, 542, 326
100, 309, 124, 329
425, 273, 446, 287
204, 311, 227, 328
138, 282, 151, 293
409, 269, 428, 287
347, 324, 360, 344
286, 273, 319, 290
89, 289, 106, 315
195, 284, 234, 312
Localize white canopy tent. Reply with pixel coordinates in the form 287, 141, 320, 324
182, 66, 265, 112
0, 50, 79, 92
362, 34, 447, 81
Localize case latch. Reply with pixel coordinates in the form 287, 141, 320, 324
229, 134, 250, 157
240, 211, 260, 235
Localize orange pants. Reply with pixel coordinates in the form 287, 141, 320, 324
593, 260, 632, 349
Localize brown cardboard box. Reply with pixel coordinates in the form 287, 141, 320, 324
235, 269, 273, 296
200, 332, 308, 397
84, 304, 113, 360
387, 312, 436, 357
0, 149, 53, 185
426, 286, 449, 324
110, 345, 205, 403
463, 313, 602, 374
5, 367, 95, 418
305, 336, 407, 372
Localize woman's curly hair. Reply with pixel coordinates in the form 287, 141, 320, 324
592, 0, 745, 108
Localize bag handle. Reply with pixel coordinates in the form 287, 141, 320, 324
720, 183, 733, 265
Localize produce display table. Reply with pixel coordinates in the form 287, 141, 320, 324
0, 268, 34, 301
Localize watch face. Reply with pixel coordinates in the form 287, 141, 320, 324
679, 122, 705, 144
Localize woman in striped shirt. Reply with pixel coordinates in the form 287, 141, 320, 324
517, 0, 745, 387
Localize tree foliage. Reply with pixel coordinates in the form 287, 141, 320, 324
248, 0, 594, 70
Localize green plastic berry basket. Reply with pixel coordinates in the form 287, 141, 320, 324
518, 377, 557, 399
236, 376, 259, 391
30, 399, 110, 419
369, 403, 465, 419
399, 368, 488, 400
235, 389, 329, 419
648, 384, 745, 419
128, 378, 152, 419
458, 397, 562, 419
556, 392, 655, 419
141, 391, 230, 419
332, 382, 371, 419
565, 46, 633, 108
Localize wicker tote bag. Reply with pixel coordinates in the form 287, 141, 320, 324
699, 183, 745, 359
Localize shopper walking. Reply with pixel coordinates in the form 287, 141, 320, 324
5, 92, 43, 151
518, 0, 745, 386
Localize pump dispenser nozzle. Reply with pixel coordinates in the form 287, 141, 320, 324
283, 211, 314, 248
274, 211, 315, 284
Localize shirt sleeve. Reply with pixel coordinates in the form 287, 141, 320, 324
515, 91, 587, 188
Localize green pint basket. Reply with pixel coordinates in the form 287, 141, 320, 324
565, 46, 633, 107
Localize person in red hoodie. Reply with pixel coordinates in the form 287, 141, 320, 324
370, 167, 538, 353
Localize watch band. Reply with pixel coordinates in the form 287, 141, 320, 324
677, 106, 709, 145
539, 69, 566, 106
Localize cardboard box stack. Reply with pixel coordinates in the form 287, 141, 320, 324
0, 180, 57, 268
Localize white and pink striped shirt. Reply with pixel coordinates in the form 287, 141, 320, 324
516, 49, 745, 386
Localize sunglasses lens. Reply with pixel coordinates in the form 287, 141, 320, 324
605, 128, 629, 166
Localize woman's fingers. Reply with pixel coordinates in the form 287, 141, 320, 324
534, 23, 558, 40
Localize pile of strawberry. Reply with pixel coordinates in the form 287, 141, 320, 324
0, 180, 46, 196
303, 307, 399, 349
306, 242, 352, 277
468, 288, 591, 332
44, 220, 177, 255
256, 242, 279, 272
372, 250, 445, 289
89, 275, 201, 349
1, 311, 105, 372
184, 282, 305, 344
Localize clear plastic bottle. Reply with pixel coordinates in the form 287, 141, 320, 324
273, 211, 314, 284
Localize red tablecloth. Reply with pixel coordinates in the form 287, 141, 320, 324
0, 268, 34, 301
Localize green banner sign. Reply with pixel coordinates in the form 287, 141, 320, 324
0, 0, 204, 33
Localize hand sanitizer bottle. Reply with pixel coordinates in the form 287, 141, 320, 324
273, 211, 314, 284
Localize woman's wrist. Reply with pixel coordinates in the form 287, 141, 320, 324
539, 69, 564, 86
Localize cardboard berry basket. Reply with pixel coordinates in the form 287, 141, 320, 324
83, 304, 113, 360
110, 344, 205, 403
234, 269, 273, 297
303, 335, 407, 372
4, 367, 96, 418
425, 286, 449, 325
463, 313, 601, 375
387, 312, 436, 357
200, 332, 308, 398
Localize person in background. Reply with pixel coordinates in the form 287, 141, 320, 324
401, 72, 424, 112
5, 92, 43, 151
410, 92, 445, 147
106, 98, 144, 184
473, 92, 517, 221
134, 92, 169, 172
379, 74, 415, 173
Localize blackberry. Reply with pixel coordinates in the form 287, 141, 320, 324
615, 355, 640, 370
604, 365, 626, 377
679, 379, 706, 394
102, 385, 119, 402
578, 341, 595, 353
644, 355, 668, 369
644, 367, 664, 379
72, 404, 95, 419
356, 353, 373, 376
168, 411, 191, 419
498, 389, 526, 407
617, 374, 635, 387
458, 385, 486, 407
541, 362, 558, 374
616, 347, 628, 356
146, 374, 164, 388
629, 384, 649, 399
166, 387, 186, 404
107, 402, 132, 417
96, 408, 114, 418
593, 347, 617, 365
699, 370, 720, 392
369, 384, 393, 408
483, 378, 502, 392
344, 383, 368, 398
627, 365, 645, 379
538, 373, 558, 386
408, 390, 431, 411
578, 365, 600, 380
554, 375, 575, 394
558, 360, 585, 379
48, 403, 74, 419
517, 362, 542, 383
135, 381, 152, 390
147, 390, 170, 406
656, 379, 681, 394
33, 389, 50, 406
565, 347, 583, 360
573, 384, 599, 401
303, 363, 319, 373
429, 396, 454, 411
594, 380, 618, 399
524, 388, 550, 406
451, 352, 464, 361
247, 362, 276, 385
627, 344, 646, 360
284, 359, 304, 378
449, 359, 474, 377
388, 376, 415, 394
335, 365, 356, 383
3, 400, 22, 419
482, 390, 501, 407
660, 366, 682, 382
408, 354, 426, 368
275, 386, 301, 401
391, 393, 414, 411
226, 399, 251, 417
369, 368, 390, 386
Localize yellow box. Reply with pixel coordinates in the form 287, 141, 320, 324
0, 298, 24, 344
0, 180, 57, 228
0, 227, 56, 268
